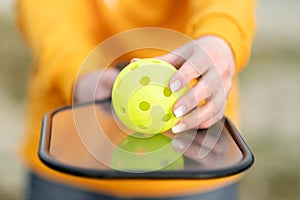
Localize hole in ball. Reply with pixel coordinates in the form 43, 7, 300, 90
137, 124, 147, 130
152, 60, 161, 64
139, 101, 150, 111
162, 114, 172, 122
163, 87, 172, 97
119, 106, 126, 114
130, 63, 139, 70
140, 76, 150, 86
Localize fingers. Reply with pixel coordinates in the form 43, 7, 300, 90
172, 89, 226, 133
100, 68, 120, 87
172, 65, 226, 125
94, 68, 119, 100
169, 61, 202, 92
168, 53, 211, 92
173, 76, 211, 118
167, 42, 213, 90
170, 50, 231, 132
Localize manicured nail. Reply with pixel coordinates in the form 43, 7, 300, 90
170, 80, 181, 92
172, 123, 186, 134
130, 58, 140, 63
173, 105, 186, 118
172, 138, 187, 152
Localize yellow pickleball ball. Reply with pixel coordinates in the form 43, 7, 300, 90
112, 58, 187, 134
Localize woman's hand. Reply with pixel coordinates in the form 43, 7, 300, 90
74, 68, 119, 104
157, 35, 235, 133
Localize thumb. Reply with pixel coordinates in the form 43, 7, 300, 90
155, 52, 185, 69
156, 42, 192, 68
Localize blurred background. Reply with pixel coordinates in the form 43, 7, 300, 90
0, 0, 300, 199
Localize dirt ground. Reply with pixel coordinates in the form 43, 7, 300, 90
1, 1, 300, 200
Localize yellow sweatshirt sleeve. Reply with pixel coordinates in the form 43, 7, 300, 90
17, 0, 102, 103
186, 0, 256, 72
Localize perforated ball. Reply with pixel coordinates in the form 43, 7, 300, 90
112, 58, 187, 134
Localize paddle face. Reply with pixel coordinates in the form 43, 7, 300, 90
38, 99, 254, 179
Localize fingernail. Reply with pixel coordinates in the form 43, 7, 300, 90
130, 58, 140, 63
173, 105, 186, 118
172, 123, 186, 134
170, 80, 181, 92
172, 138, 187, 152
